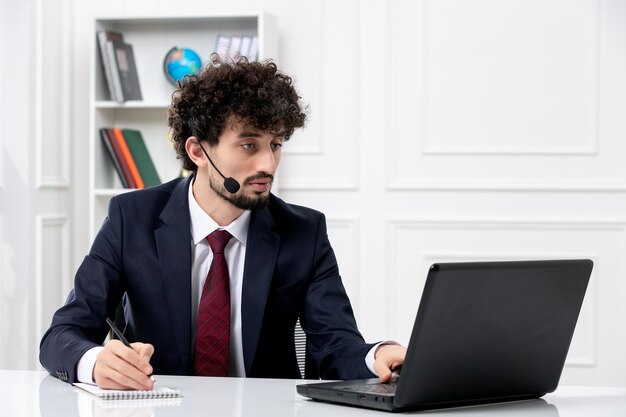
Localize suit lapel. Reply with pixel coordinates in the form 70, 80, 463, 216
154, 176, 193, 371
242, 204, 279, 375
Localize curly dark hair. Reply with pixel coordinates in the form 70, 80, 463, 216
168, 55, 307, 171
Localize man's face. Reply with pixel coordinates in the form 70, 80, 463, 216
205, 122, 285, 210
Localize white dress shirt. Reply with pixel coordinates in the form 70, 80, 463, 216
187, 183, 249, 377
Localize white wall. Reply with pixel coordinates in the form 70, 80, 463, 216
0, 0, 30, 370
0, 0, 74, 370
1, 0, 624, 386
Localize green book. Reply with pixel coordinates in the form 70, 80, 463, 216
121, 129, 161, 187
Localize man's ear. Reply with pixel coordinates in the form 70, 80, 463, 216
185, 137, 206, 167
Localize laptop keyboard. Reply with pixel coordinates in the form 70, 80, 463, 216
340, 381, 398, 395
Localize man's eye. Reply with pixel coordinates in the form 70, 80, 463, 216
271, 143, 283, 150
242, 143, 254, 150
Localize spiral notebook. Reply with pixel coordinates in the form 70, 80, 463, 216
73, 382, 181, 400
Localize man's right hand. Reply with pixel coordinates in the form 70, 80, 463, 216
93, 339, 155, 390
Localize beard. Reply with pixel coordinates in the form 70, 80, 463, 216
209, 172, 274, 210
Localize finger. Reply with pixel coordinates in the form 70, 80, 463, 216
97, 373, 135, 390
95, 376, 123, 390
94, 342, 154, 390
109, 346, 154, 388
96, 358, 154, 390
378, 369, 393, 383
374, 344, 407, 383
131, 342, 155, 364
111, 342, 152, 375
374, 359, 393, 383
97, 366, 153, 391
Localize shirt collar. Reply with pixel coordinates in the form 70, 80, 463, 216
188, 179, 250, 246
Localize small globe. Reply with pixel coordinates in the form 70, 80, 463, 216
163, 47, 202, 85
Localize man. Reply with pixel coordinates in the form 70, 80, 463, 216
40, 58, 406, 390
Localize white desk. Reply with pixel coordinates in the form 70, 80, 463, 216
2, 370, 625, 416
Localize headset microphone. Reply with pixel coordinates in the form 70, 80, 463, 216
196, 141, 241, 194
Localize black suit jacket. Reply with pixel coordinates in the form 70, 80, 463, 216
40, 176, 375, 382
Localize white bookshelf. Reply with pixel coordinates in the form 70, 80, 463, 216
89, 13, 278, 237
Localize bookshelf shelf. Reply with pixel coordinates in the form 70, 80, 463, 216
95, 100, 170, 109
94, 188, 135, 197
89, 12, 278, 237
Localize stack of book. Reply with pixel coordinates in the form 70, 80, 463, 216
214, 34, 259, 63
99, 128, 161, 189
97, 30, 143, 102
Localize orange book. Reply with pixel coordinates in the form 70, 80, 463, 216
104, 128, 136, 188
112, 128, 144, 188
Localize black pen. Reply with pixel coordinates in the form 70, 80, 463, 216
106, 317, 156, 382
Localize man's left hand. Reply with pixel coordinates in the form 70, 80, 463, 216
374, 344, 407, 383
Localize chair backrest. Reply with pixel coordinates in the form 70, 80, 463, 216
294, 317, 319, 380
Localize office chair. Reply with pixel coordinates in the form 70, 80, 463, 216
294, 317, 319, 379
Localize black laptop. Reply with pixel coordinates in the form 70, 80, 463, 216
297, 259, 593, 412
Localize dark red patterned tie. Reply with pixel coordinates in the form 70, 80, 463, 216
194, 229, 232, 376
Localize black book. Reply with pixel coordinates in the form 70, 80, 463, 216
99, 128, 129, 188
111, 41, 143, 101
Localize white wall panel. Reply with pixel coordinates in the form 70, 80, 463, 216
0, 217, 5, 360
326, 217, 361, 315
423, 0, 598, 156
278, 0, 360, 190
37, 0, 71, 188
387, 0, 626, 190
35, 215, 70, 368
387, 218, 624, 386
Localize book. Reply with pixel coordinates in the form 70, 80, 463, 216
111, 41, 143, 101
247, 36, 259, 61
105, 128, 136, 188
239, 36, 252, 60
112, 128, 144, 188
105, 42, 125, 102
227, 35, 242, 62
96, 30, 124, 102
122, 129, 161, 187
73, 382, 181, 400
99, 128, 129, 188
214, 34, 231, 61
